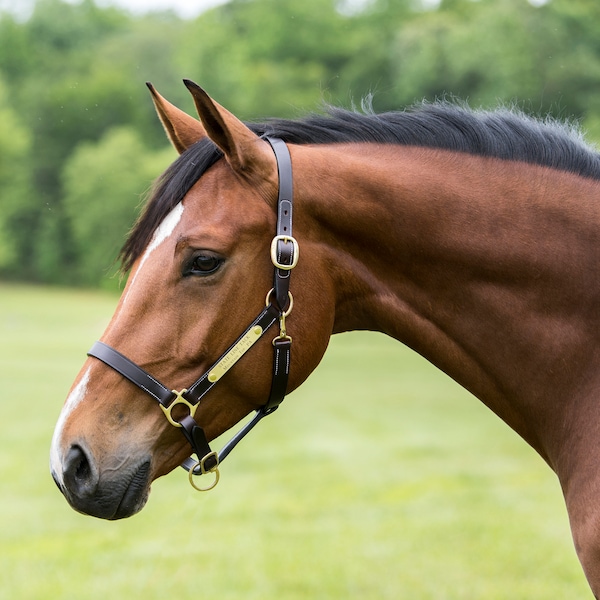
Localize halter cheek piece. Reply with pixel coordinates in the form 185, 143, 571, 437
87, 137, 298, 491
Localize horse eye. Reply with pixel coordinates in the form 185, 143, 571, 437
189, 253, 223, 276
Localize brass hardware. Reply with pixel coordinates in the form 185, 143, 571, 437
265, 290, 294, 344
275, 306, 293, 344
278, 310, 289, 338
207, 325, 263, 383
188, 451, 220, 491
270, 235, 299, 270
265, 289, 294, 315
160, 389, 198, 428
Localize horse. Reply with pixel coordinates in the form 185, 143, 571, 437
50, 79, 600, 595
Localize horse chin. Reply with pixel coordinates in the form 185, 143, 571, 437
56, 459, 152, 520
108, 460, 152, 520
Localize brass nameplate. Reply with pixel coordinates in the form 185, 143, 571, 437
207, 325, 263, 383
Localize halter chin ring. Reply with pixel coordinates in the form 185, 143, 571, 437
188, 451, 220, 492
160, 389, 198, 427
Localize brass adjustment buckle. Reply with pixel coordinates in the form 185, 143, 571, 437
271, 235, 299, 270
160, 389, 198, 427
188, 451, 220, 492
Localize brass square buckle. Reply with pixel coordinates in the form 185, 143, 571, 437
270, 235, 299, 270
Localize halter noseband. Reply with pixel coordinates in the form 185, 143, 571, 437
87, 137, 298, 491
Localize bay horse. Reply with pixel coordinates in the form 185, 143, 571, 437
51, 80, 600, 595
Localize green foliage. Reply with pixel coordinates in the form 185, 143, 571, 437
62, 127, 173, 288
0, 77, 34, 276
1, 0, 600, 286
176, 0, 362, 117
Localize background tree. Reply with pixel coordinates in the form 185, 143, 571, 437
0, 77, 33, 276
62, 127, 173, 288
1, 0, 599, 287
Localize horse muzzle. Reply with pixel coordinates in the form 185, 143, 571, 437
52, 443, 151, 520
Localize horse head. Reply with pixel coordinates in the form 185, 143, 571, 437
50, 81, 334, 519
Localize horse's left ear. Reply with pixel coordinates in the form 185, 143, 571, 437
183, 79, 275, 178
146, 82, 207, 154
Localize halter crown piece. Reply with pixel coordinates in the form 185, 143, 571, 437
87, 137, 298, 491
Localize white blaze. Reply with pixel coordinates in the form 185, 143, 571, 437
123, 202, 185, 304
50, 204, 185, 482
49, 367, 91, 485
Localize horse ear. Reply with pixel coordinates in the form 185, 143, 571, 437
146, 82, 206, 154
183, 79, 275, 177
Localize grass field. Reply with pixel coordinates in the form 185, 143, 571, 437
0, 282, 592, 599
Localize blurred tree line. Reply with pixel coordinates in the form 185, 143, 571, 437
0, 0, 598, 288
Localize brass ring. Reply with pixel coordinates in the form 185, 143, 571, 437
265, 289, 294, 316
188, 451, 220, 492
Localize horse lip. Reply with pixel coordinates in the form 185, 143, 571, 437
110, 460, 152, 520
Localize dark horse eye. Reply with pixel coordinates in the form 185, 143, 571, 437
189, 253, 223, 276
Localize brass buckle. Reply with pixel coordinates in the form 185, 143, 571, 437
188, 451, 220, 492
160, 389, 198, 428
270, 235, 299, 270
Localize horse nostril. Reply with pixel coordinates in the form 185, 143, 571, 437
63, 444, 98, 497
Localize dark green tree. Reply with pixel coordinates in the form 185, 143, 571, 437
0, 77, 34, 277
2, 0, 600, 287
62, 126, 173, 288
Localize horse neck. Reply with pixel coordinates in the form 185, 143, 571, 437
295, 143, 600, 464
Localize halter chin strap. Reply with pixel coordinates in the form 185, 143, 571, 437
87, 136, 297, 490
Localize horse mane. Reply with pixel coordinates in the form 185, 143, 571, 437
120, 101, 600, 271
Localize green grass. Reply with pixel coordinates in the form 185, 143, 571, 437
0, 282, 592, 599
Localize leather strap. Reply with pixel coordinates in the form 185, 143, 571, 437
181, 336, 290, 475
266, 137, 296, 311
88, 341, 175, 407
179, 415, 214, 470
184, 304, 280, 404
266, 337, 291, 412
87, 305, 282, 466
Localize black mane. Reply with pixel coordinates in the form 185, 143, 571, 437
121, 102, 600, 270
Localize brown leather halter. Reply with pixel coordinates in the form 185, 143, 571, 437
87, 137, 298, 491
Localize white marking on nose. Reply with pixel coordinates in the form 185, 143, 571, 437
123, 202, 185, 304
49, 367, 91, 486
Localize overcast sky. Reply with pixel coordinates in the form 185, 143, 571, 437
93, 0, 227, 18
0, 0, 228, 20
